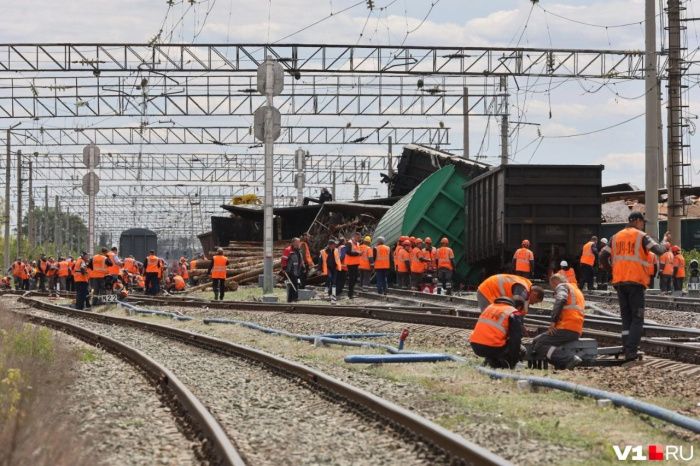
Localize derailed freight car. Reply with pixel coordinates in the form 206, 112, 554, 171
463, 165, 603, 279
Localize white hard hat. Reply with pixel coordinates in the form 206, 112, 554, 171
560, 260, 568, 267
600, 238, 608, 244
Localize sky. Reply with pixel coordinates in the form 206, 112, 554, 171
1, 0, 699, 192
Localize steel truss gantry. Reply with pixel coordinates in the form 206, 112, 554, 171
0, 43, 654, 79
5, 124, 448, 146
0, 74, 504, 118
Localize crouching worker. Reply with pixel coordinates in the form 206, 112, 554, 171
469, 296, 526, 369
476, 273, 545, 312
531, 273, 585, 369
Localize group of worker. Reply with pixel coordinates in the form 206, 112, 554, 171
6, 255, 79, 292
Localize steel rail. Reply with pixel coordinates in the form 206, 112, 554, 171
9, 307, 245, 466
17, 295, 511, 466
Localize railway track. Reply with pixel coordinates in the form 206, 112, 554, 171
14, 294, 510, 466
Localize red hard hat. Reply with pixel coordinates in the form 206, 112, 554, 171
415, 238, 423, 243
672, 245, 681, 253
402, 240, 411, 246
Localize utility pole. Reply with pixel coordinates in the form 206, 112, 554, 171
54, 196, 60, 249
666, 0, 686, 243
332, 171, 337, 200
3, 127, 12, 271
645, 0, 660, 240
16, 150, 22, 258
463, 87, 469, 158
657, 81, 665, 190
294, 147, 305, 206
28, 160, 34, 249
500, 76, 509, 165
387, 136, 393, 197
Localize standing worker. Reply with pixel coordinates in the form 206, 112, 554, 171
436, 238, 455, 294
57, 257, 71, 293
476, 273, 545, 312
320, 238, 341, 303
88, 248, 112, 304
299, 233, 315, 289
72, 252, 90, 310
558, 261, 577, 287
373, 236, 391, 295
672, 246, 685, 294
207, 248, 229, 301
658, 244, 674, 293
410, 238, 426, 290
282, 238, 305, 303
336, 237, 348, 298
106, 247, 122, 290
597, 238, 610, 289
144, 250, 161, 296
358, 235, 374, 291
599, 212, 666, 362
343, 232, 362, 299
469, 296, 527, 369
530, 273, 585, 369
647, 248, 658, 289
579, 236, 598, 291
396, 240, 411, 289
513, 239, 534, 278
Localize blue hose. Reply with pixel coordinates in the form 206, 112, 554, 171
317, 332, 397, 339
345, 354, 455, 364
477, 366, 700, 434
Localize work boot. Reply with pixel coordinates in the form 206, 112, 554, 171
565, 355, 583, 370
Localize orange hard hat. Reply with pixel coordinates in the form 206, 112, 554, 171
424, 237, 432, 243
399, 235, 407, 242
440, 237, 449, 245
522, 239, 530, 247
672, 245, 681, 253
402, 240, 411, 246
415, 238, 423, 243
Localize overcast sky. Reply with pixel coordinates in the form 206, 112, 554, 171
1, 0, 699, 191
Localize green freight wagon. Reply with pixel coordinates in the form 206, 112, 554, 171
373, 165, 478, 282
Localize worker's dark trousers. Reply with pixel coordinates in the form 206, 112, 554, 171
286, 274, 299, 303
514, 271, 530, 279
58, 276, 67, 292
37, 274, 46, 291
299, 269, 308, 289
91, 278, 106, 305
660, 274, 673, 292
212, 278, 225, 300
531, 329, 580, 369
13, 276, 20, 290
471, 342, 520, 369
347, 265, 359, 298
325, 270, 337, 296
411, 272, 424, 290
597, 269, 609, 290
580, 265, 595, 290
375, 269, 388, 294
359, 269, 371, 289
75, 281, 89, 310
437, 268, 453, 294
145, 272, 160, 295
673, 277, 684, 292
615, 284, 645, 359
336, 270, 347, 297
397, 272, 410, 289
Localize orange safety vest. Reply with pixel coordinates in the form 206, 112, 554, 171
423, 247, 437, 271
610, 227, 651, 287
91, 255, 108, 278
57, 260, 70, 277
123, 257, 137, 274
359, 244, 373, 270
107, 252, 120, 275
173, 275, 186, 290
320, 248, 341, 276
646, 251, 657, 275
559, 268, 577, 286
301, 241, 314, 267
190, 259, 198, 272
660, 251, 675, 276
344, 241, 361, 267
513, 248, 533, 273
19, 265, 29, 280
180, 262, 189, 280
396, 248, 410, 273
211, 255, 228, 279
137, 275, 145, 288
145, 255, 160, 274
469, 302, 516, 348
436, 247, 454, 270
374, 245, 391, 270
39, 260, 49, 274
477, 274, 532, 304
580, 241, 596, 266
11, 262, 21, 277
554, 283, 585, 335
410, 247, 425, 273
673, 253, 686, 278
72, 258, 89, 283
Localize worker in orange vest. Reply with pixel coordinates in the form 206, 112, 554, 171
469, 296, 527, 368
143, 250, 161, 295
88, 248, 113, 303
512, 239, 534, 278
106, 247, 122, 290
299, 232, 315, 289
658, 243, 675, 293
10, 258, 22, 290
476, 273, 545, 312
672, 245, 685, 294
166, 273, 186, 293
646, 248, 658, 289
530, 273, 586, 369
46, 257, 59, 295
189, 254, 202, 285
579, 236, 598, 291
599, 212, 666, 361
37, 255, 49, 291
336, 237, 348, 298
320, 238, 341, 303
436, 237, 455, 294
56, 257, 71, 293
373, 236, 391, 295
557, 261, 577, 287
72, 252, 90, 310
343, 232, 363, 299
409, 238, 428, 290
178, 257, 190, 282
423, 237, 437, 274
18, 260, 30, 291
393, 235, 408, 286
358, 235, 374, 292
123, 255, 137, 274
395, 240, 411, 289
207, 248, 229, 301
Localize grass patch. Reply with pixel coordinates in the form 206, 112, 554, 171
77, 348, 99, 363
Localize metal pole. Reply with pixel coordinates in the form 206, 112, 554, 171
295, 147, 305, 206
4, 128, 11, 270
463, 86, 469, 158
16, 150, 22, 258
262, 61, 275, 296
387, 136, 393, 197
54, 195, 60, 249
65, 207, 70, 253
28, 160, 34, 249
332, 171, 337, 200
667, 0, 683, 243
500, 76, 509, 165
88, 153, 96, 254
657, 80, 665, 190
645, 0, 660, 240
